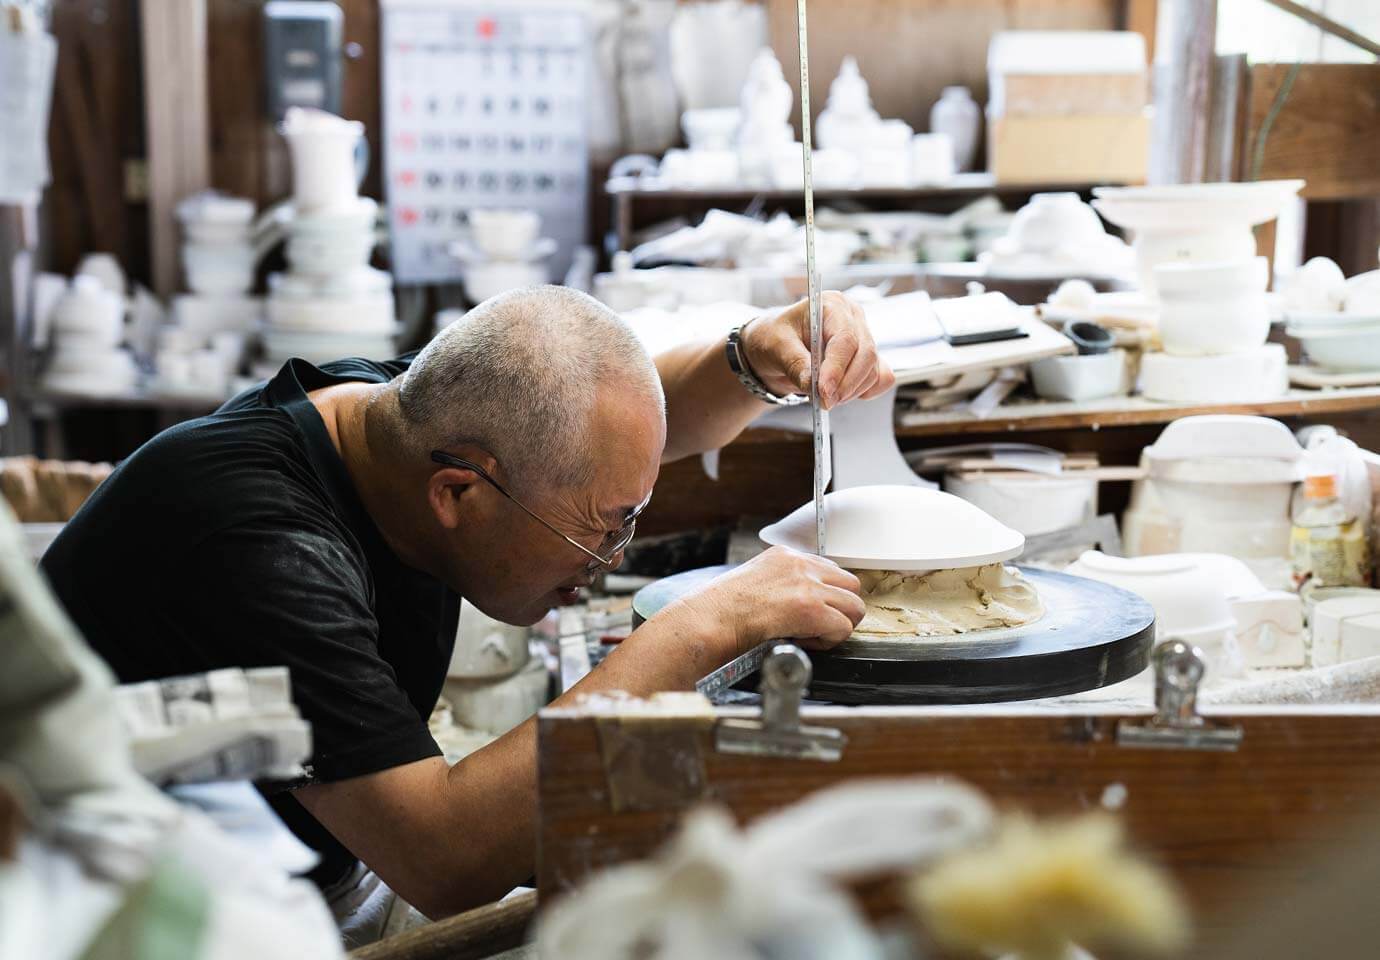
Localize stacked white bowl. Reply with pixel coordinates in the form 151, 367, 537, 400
451, 209, 553, 306
42, 275, 139, 396
1283, 257, 1380, 372
264, 108, 395, 366
164, 192, 266, 397
178, 192, 260, 296
1140, 256, 1287, 403
1090, 180, 1304, 296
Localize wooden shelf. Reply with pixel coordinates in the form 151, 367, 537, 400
735, 386, 1380, 444
28, 389, 227, 414
605, 173, 1119, 200
606, 174, 1126, 251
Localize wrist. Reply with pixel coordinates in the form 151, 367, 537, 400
726, 316, 805, 407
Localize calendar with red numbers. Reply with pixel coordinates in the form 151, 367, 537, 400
381, 1, 591, 284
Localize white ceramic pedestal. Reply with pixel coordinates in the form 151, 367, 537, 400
755, 385, 933, 491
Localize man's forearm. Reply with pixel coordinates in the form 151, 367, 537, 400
655, 334, 766, 464
311, 602, 734, 920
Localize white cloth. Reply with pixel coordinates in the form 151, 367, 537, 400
323, 861, 430, 950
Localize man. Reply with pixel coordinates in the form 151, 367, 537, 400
43, 285, 894, 930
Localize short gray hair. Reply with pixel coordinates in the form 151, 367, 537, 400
397, 285, 663, 491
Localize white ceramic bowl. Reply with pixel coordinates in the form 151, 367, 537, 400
182, 242, 258, 296
1282, 257, 1346, 313
469, 208, 543, 260
660, 148, 740, 188
263, 326, 399, 365
1064, 550, 1263, 638
172, 295, 264, 336
1284, 310, 1380, 331
1029, 350, 1128, 402
463, 259, 550, 305
178, 192, 257, 245
681, 107, 742, 151
286, 231, 376, 276
1091, 180, 1304, 230
1153, 256, 1266, 299
1286, 323, 1380, 372
269, 265, 391, 299
266, 291, 396, 333
290, 197, 379, 236
760, 484, 1025, 571
1138, 344, 1287, 404
1006, 192, 1106, 254
1159, 299, 1269, 356
943, 472, 1096, 537
74, 253, 127, 297
1344, 270, 1380, 314
51, 276, 125, 347
1155, 258, 1269, 356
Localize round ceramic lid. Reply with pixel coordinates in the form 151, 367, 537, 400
759, 484, 1025, 571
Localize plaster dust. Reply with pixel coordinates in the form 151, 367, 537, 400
850, 564, 1044, 639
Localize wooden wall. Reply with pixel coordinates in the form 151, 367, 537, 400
762, 0, 1118, 138
43, 0, 384, 283
43, 0, 1130, 288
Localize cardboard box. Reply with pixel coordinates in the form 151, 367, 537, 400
999, 72, 1148, 116
988, 113, 1149, 184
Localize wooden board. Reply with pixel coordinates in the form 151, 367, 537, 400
1245, 63, 1380, 200
140, 0, 211, 298
537, 705, 1380, 957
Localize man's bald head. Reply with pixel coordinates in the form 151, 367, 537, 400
396, 285, 664, 493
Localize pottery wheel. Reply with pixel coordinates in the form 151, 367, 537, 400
632, 565, 1154, 705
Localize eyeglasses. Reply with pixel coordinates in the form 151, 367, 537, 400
430, 451, 650, 569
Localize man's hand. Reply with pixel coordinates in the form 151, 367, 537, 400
669, 545, 865, 656
740, 291, 897, 409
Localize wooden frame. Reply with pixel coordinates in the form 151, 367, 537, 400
537, 703, 1380, 957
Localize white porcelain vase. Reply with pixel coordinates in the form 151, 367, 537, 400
929, 86, 981, 172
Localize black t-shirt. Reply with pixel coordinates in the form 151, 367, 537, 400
41, 357, 459, 886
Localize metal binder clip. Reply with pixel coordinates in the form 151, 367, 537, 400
716, 645, 846, 761
1117, 639, 1243, 751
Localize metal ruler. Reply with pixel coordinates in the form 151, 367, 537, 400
695, 639, 774, 699
796, 0, 829, 555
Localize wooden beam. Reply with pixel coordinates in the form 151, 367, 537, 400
140, 0, 211, 297
1247, 63, 1380, 199
348, 891, 536, 960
